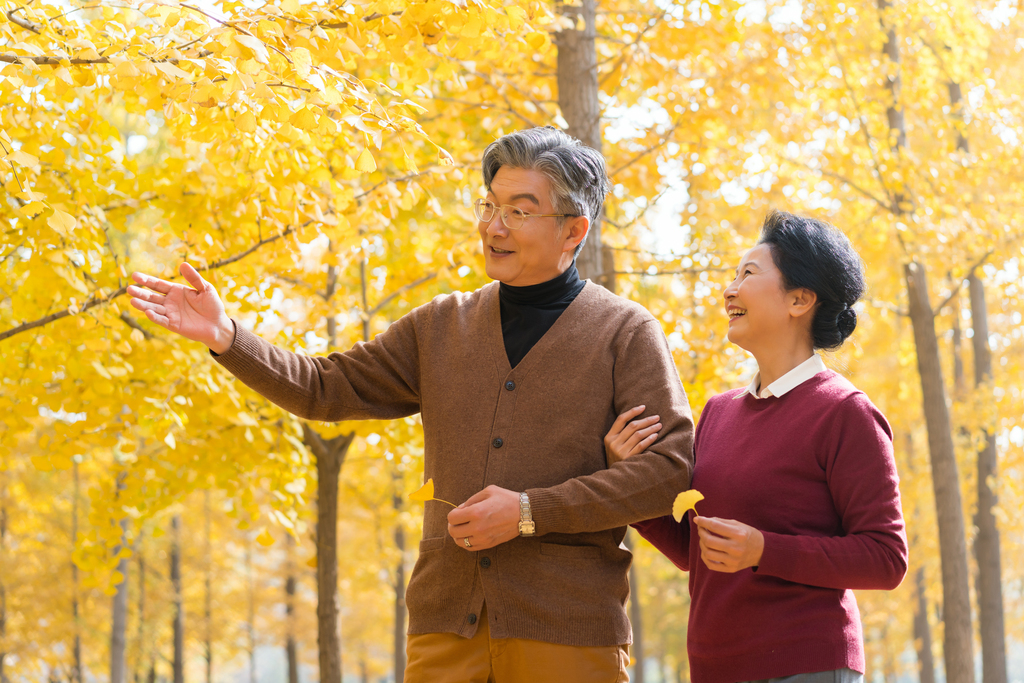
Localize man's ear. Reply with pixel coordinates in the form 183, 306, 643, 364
562, 215, 590, 254
788, 287, 818, 319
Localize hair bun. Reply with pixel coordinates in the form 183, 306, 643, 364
837, 307, 857, 339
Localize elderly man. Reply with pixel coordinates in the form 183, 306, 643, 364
128, 126, 694, 682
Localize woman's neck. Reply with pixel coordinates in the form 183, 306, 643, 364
751, 341, 816, 392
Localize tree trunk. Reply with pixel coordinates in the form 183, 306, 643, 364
72, 463, 82, 683
904, 261, 975, 683
969, 272, 1008, 683
556, 0, 604, 283
134, 545, 147, 683
171, 515, 185, 683
204, 492, 213, 683
624, 531, 644, 683
392, 475, 407, 683
247, 536, 256, 683
304, 426, 355, 683
286, 533, 300, 683
913, 567, 937, 683
0, 477, 7, 683
111, 472, 130, 683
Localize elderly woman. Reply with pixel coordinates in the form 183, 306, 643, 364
606, 211, 908, 683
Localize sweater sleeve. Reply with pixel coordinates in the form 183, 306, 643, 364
755, 393, 908, 590
526, 319, 695, 534
210, 315, 421, 422
633, 514, 691, 571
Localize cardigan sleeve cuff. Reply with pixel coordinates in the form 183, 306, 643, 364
524, 487, 569, 536
209, 320, 263, 373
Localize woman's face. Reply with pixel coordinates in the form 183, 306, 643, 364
722, 243, 794, 352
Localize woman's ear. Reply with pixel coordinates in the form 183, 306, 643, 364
788, 287, 818, 319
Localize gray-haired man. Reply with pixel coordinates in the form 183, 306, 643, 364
128, 126, 694, 682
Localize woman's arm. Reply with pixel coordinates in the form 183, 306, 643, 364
633, 514, 691, 572
750, 393, 908, 590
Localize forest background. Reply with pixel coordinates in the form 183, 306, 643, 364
1, 0, 1023, 682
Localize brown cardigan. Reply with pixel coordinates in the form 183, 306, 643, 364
213, 280, 694, 646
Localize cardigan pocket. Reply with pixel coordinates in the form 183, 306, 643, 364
539, 542, 601, 560
418, 537, 446, 553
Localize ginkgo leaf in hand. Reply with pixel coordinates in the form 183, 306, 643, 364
410, 478, 435, 502
672, 489, 704, 523
409, 478, 457, 507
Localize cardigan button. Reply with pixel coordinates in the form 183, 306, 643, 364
492, 438, 503, 449
505, 380, 516, 391
468, 613, 478, 625
480, 556, 491, 568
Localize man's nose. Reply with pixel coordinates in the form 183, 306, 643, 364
485, 213, 509, 237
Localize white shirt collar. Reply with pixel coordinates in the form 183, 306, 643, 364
734, 354, 828, 400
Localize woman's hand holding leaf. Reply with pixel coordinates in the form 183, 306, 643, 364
694, 516, 764, 573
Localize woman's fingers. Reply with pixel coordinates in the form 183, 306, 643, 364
622, 421, 663, 454
609, 405, 646, 437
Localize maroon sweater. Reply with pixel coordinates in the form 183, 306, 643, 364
634, 371, 907, 683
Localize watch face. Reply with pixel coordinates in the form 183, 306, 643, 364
519, 521, 536, 535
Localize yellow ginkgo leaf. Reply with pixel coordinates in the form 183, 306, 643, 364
256, 528, 275, 546
410, 478, 435, 502
355, 147, 376, 173
47, 208, 77, 234
306, 555, 318, 568
672, 489, 704, 523
409, 478, 457, 507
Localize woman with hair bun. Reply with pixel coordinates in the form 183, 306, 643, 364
605, 211, 907, 683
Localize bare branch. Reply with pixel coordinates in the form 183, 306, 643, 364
0, 223, 307, 344
6, 7, 41, 33
367, 271, 438, 317
786, 158, 894, 212
609, 119, 685, 178
119, 311, 154, 340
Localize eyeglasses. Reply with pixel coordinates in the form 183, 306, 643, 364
473, 198, 576, 231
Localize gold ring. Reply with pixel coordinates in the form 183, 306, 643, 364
463, 537, 472, 548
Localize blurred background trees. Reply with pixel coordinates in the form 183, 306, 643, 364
1, 0, 1022, 681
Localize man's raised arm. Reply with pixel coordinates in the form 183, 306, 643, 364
129, 263, 421, 423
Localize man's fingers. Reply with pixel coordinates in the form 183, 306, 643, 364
130, 298, 166, 317
179, 262, 206, 292
447, 506, 473, 527
131, 271, 173, 295
126, 285, 166, 305
143, 308, 171, 328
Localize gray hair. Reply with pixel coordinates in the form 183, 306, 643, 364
482, 126, 610, 258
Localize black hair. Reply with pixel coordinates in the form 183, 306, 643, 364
757, 210, 865, 350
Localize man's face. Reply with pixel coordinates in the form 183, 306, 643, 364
477, 167, 586, 286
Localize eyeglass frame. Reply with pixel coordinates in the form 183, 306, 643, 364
473, 198, 578, 230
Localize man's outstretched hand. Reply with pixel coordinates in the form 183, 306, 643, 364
128, 263, 236, 354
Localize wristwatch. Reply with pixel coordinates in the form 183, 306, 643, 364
518, 492, 535, 536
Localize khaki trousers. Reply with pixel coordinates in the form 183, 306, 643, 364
405, 606, 630, 683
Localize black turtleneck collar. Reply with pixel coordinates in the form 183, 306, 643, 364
498, 263, 586, 368
499, 263, 585, 308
